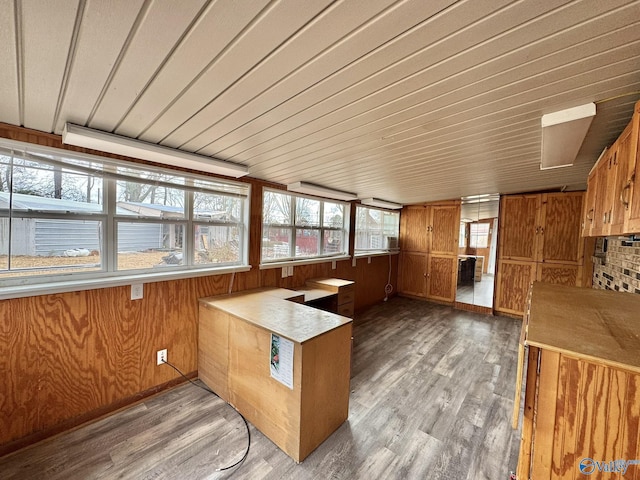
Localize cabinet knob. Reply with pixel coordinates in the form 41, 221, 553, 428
586, 208, 594, 222
621, 179, 632, 209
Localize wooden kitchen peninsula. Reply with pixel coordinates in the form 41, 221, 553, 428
198, 287, 353, 463
514, 282, 640, 479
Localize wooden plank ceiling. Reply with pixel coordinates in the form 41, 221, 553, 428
1, 0, 639, 204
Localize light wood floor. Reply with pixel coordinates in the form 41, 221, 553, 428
0, 297, 522, 479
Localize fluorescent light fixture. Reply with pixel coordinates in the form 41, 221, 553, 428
287, 181, 357, 201
360, 197, 403, 210
62, 123, 248, 178
540, 103, 596, 170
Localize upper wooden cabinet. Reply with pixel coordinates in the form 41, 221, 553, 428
499, 192, 584, 264
499, 195, 539, 261
583, 99, 640, 236
399, 203, 460, 254
400, 205, 429, 252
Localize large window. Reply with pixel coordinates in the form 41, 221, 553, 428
469, 222, 490, 248
0, 139, 249, 292
261, 189, 349, 264
354, 205, 400, 254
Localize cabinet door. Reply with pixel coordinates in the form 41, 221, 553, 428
495, 259, 536, 316
400, 205, 430, 252
536, 263, 583, 287
591, 151, 613, 236
538, 192, 584, 264
398, 252, 427, 297
430, 205, 460, 255
624, 101, 640, 233
426, 254, 457, 302
582, 168, 598, 237
499, 195, 539, 261
609, 124, 634, 235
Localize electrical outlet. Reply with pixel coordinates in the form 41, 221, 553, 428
131, 283, 144, 300
157, 349, 167, 365
331, 260, 336, 270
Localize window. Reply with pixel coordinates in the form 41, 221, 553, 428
354, 205, 400, 254
459, 222, 467, 248
261, 189, 349, 264
469, 222, 490, 248
0, 139, 250, 292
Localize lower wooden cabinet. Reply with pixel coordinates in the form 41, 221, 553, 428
398, 252, 456, 303
495, 261, 584, 316
426, 254, 457, 302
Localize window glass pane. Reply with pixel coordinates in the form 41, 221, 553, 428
263, 191, 292, 225
0, 218, 102, 277
295, 198, 320, 227
323, 230, 344, 254
4, 156, 103, 213
355, 206, 399, 252
117, 167, 186, 188
194, 224, 241, 264
193, 192, 241, 222
469, 223, 490, 248
295, 229, 320, 257
116, 180, 185, 219
116, 222, 184, 270
323, 202, 344, 227
262, 226, 292, 260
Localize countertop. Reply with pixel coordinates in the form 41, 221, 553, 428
526, 282, 640, 373
199, 287, 352, 344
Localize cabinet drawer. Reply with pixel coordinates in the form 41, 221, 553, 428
337, 302, 354, 318
338, 287, 354, 305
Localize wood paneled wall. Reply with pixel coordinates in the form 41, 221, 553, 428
0, 124, 397, 455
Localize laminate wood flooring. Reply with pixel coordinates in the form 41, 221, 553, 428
0, 297, 522, 480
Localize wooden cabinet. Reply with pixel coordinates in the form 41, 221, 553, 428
583, 99, 640, 236
199, 289, 352, 463
624, 100, 640, 233
398, 252, 427, 297
514, 283, 640, 478
304, 277, 355, 318
495, 192, 586, 317
398, 202, 460, 303
426, 254, 457, 302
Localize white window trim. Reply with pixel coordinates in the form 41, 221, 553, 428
354, 204, 400, 256
353, 250, 400, 258
0, 138, 251, 296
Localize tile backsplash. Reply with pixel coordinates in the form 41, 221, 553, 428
593, 237, 640, 294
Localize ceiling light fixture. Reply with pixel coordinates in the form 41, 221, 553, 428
540, 103, 596, 170
286, 181, 357, 201
62, 123, 249, 178
360, 197, 403, 210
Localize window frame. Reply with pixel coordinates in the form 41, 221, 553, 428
469, 222, 491, 249
0, 138, 251, 299
353, 204, 400, 257
260, 188, 350, 267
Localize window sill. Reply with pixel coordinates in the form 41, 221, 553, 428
259, 255, 351, 270
0, 265, 252, 300
354, 250, 400, 259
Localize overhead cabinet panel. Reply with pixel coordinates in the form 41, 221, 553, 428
499, 195, 539, 261
539, 192, 584, 265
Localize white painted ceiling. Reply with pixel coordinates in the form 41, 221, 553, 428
1, 0, 639, 205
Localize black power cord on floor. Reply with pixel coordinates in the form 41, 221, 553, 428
161, 359, 251, 472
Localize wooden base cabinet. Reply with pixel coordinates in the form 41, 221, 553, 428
515, 284, 640, 479
398, 253, 457, 303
